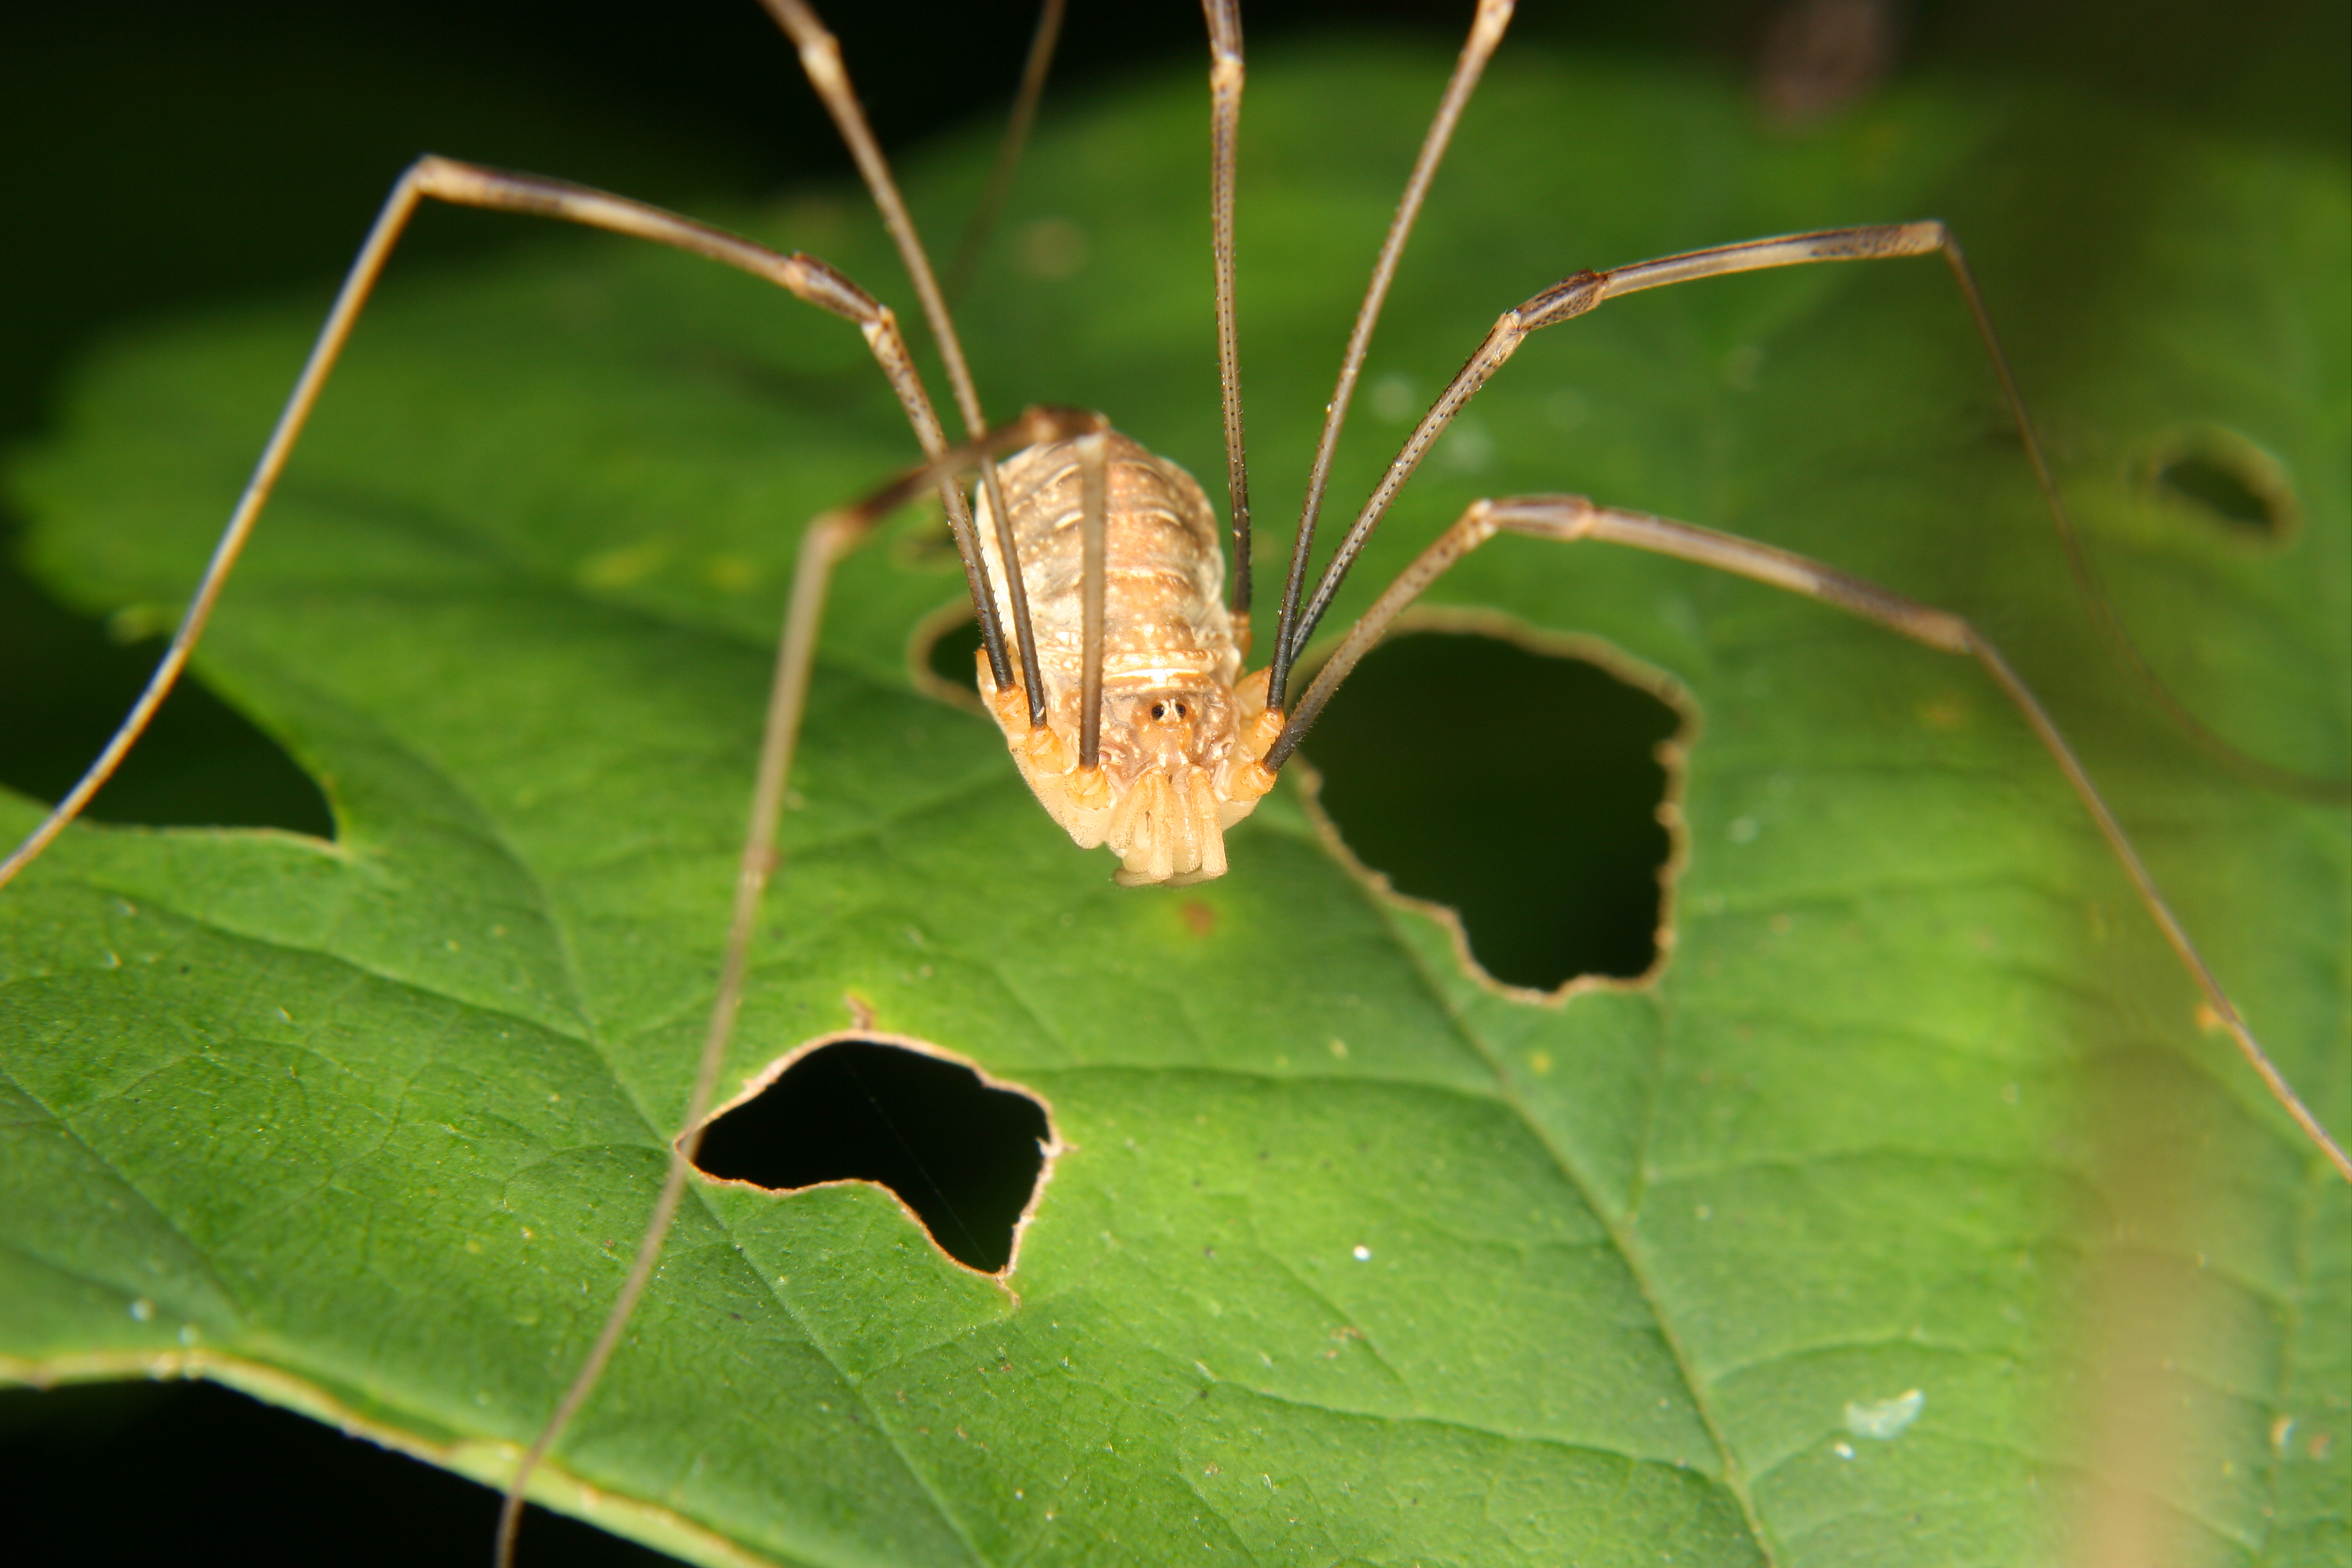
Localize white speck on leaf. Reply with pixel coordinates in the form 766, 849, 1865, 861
128, 1297, 154, 1322
1352, 1245, 1372, 1261
1845, 1388, 1924, 1440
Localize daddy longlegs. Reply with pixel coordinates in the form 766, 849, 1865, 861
3, 0, 2345, 1561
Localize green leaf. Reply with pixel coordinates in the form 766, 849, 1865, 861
5, 38, 2347, 1567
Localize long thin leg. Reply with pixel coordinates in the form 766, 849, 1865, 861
1269, 491, 2352, 1185
1199, 0, 1254, 622
490, 403, 1104, 1567
763, 0, 1051, 728
944, 0, 1069, 303
1936, 258, 2351, 803
1269, 221, 1950, 703
490, 496, 856, 1568
1268, 0, 1514, 656
1271, 220, 2352, 807
0, 154, 1003, 892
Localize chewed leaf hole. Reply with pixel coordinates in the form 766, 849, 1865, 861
927, 614, 984, 684
1301, 627, 1683, 992
2148, 431, 2296, 542
908, 606, 989, 714
691, 1038, 1052, 1275
0, 544, 334, 836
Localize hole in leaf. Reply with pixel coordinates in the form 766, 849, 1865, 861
0, 1381, 664, 1564
2147, 430, 2296, 542
925, 609, 986, 691
691, 1038, 1052, 1275
1300, 628, 1682, 991
908, 603, 987, 714
0, 536, 334, 836
2157, 454, 2279, 534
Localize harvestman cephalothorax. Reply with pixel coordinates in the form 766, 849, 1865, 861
1, 0, 2344, 1559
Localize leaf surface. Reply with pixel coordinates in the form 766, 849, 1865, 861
4, 42, 2347, 1567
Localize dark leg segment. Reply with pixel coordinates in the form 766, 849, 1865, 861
1200, 0, 1254, 621
1079, 431, 1110, 769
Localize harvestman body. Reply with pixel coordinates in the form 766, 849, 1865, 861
1, 0, 2345, 1559
974, 432, 1275, 886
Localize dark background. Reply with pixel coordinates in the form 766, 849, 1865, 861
1, 1, 2341, 1563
